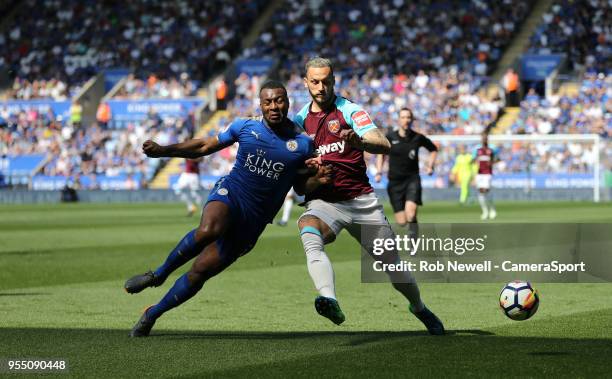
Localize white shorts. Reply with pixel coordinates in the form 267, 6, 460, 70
299, 193, 407, 277
174, 173, 200, 193
299, 192, 389, 236
475, 174, 492, 190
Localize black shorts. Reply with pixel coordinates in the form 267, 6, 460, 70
387, 176, 422, 212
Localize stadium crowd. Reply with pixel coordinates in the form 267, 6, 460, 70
511, 73, 610, 136
1, 0, 608, 188
113, 73, 198, 99
1, 0, 266, 97
6, 78, 71, 101
244, 0, 531, 77
0, 105, 195, 188
528, 0, 610, 73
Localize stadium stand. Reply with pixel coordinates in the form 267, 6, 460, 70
1, 0, 266, 95
527, 0, 610, 73
0, 0, 608, 194
113, 73, 197, 100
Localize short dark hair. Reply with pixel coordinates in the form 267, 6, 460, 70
259, 80, 287, 94
399, 107, 413, 118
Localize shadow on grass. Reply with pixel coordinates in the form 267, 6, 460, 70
153, 328, 494, 341
0, 292, 49, 297
0, 327, 609, 377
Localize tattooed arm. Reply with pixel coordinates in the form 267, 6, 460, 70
339, 128, 391, 154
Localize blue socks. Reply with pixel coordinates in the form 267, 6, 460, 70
154, 229, 204, 280
147, 273, 203, 320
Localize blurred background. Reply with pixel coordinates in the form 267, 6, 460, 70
0, 0, 609, 203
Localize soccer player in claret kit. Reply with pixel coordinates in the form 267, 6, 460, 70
473, 132, 499, 220
293, 57, 444, 334
375, 107, 438, 239
124, 81, 329, 337
174, 158, 203, 216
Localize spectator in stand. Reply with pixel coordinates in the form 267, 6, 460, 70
216, 78, 228, 110
96, 102, 111, 129
70, 101, 82, 128
502, 68, 520, 107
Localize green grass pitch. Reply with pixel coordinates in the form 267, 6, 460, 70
0, 201, 611, 377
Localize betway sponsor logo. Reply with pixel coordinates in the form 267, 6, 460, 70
316, 140, 345, 156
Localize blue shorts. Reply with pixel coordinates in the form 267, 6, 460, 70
206, 177, 268, 264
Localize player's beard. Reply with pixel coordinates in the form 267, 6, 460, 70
310, 90, 334, 109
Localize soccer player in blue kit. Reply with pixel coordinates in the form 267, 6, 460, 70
125, 81, 327, 337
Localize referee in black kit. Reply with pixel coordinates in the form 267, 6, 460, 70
375, 108, 437, 238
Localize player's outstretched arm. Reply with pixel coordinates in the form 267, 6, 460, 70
339, 129, 391, 154
142, 137, 228, 159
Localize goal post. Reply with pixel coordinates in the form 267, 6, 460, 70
428, 134, 603, 203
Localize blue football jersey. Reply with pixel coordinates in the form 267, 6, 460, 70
214, 118, 313, 223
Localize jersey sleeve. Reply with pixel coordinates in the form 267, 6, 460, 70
217, 119, 246, 145
292, 104, 310, 131
421, 135, 438, 152
337, 98, 378, 137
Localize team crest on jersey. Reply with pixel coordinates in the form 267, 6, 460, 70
409, 149, 416, 160
217, 188, 228, 196
351, 110, 373, 130
327, 119, 341, 134
286, 139, 298, 152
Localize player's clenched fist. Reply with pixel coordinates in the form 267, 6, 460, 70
142, 140, 164, 157
338, 129, 361, 148
314, 164, 333, 185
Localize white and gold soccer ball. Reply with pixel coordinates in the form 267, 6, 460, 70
499, 280, 540, 321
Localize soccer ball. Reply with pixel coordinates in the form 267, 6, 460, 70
499, 280, 539, 321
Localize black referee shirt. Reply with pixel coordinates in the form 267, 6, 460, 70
386, 129, 437, 180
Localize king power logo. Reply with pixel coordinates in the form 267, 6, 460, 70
316, 140, 345, 156
244, 149, 285, 180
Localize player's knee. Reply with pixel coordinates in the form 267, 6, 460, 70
297, 215, 318, 230
298, 215, 337, 244
195, 220, 224, 242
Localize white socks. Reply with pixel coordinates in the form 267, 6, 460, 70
190, 190, 202, 207
478, 193, 487, 214
178, 191, 193, 211
478, 192, 496, 218
281, 198, 293, 223
300, 229, 336, 299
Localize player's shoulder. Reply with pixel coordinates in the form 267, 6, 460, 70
293, 103, 311, 128
336, 96, 377, 134
227, 117, 253, 130
335, 96, 363, 113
